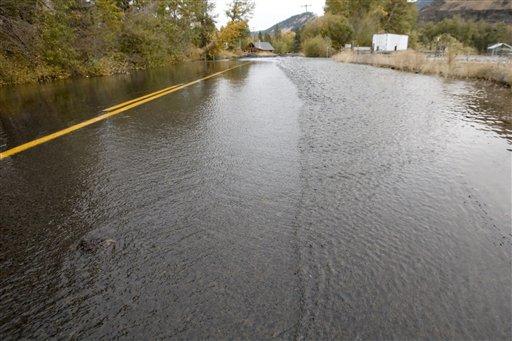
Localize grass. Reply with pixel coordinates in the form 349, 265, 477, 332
333, 50, 512, 88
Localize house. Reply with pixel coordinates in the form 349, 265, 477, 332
487, 43, 512, 56
248, 42, 275, 53
372, 34, 408, 53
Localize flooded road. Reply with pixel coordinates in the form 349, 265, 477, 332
1, 58, 511, 339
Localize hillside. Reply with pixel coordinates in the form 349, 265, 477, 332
255, 12, 316, 35
419, 0, 512, 23
415, 0, 435, 9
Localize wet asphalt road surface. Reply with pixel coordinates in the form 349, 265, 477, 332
1, 58, 511, 339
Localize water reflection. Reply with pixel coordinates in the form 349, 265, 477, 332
0, 61, 243, 337
462, 84, 512, 141
0, 61, 239, 150
1, 58, 511, 339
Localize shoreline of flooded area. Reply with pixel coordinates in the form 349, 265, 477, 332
1, 58, 511, 339
334, 51, 512, 88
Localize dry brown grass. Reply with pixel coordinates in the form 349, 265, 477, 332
251, 51, 277, 57
333, 50, 512, 88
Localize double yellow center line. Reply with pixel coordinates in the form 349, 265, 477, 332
0, 63, 249, 160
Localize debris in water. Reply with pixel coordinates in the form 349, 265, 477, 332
77, 238, 116, 253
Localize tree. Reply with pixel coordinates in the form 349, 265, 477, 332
258, 31, 263, 41
292, 29, 302, 52
219, 20, 250, 50
95, 0, 124, 32
302, 35, 332, 57
190, 0, 217, 48
418, 17, 512, 52
0, 0, 222, 84
380, 0, 417, 34
225, 0, 255, 22
325, 0, 383, 18
302, 14, 353, 50
273, 23, 281, 40
0, 0, 39, 56
435, 33, 465, 64
115, 0, 132, 11
273, 31, 295, 54
324, 0, 417, 46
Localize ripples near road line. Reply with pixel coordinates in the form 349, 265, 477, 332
0, 58, 510, 339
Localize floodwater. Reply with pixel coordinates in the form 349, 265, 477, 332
0, 58, 511, 339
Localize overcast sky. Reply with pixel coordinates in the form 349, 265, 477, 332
213, 0, 326, 31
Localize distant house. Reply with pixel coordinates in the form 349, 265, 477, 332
487, 43, 512, 56
372, 34, 408, 52
248, 42, 275, 53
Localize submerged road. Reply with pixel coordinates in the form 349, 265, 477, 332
0, 58, 511, 339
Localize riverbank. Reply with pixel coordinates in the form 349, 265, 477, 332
333, 51, 512, 88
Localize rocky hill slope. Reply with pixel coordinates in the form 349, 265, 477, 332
419, 0, 512, 23
255, 12, 316, 34
415, 0, 435, 9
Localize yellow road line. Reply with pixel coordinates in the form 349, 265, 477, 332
103, 83, 183, 112
0, 63, 250, 160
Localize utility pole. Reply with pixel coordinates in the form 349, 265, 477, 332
302, 4, 312, 13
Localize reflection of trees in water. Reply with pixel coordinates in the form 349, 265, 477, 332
222, 63, 250, 85
0, 86, 89, 147
0, 61, 242, 148
0, 115, 8, 149
0, 61, 253, 337
462, 84, 512, 142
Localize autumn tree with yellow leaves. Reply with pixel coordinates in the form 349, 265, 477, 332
217, 0, 254, 52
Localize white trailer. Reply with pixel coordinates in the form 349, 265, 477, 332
372, 34, 409, 52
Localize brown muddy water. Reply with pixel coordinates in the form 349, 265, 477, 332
0, 58, 511, 339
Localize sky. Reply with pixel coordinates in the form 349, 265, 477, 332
213, 0, 326, 31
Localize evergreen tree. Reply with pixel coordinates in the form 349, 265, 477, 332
292, 29, 302, 53
273, 24, 281, 40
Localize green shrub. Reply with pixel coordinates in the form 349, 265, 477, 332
119, 14, 176, 67
272, 31, 295, 54
419, 17, 512, 52
39, 13, 79, 72
0, 0, 216, 85
302, 35, 333, 57
302, 14, 353, 50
